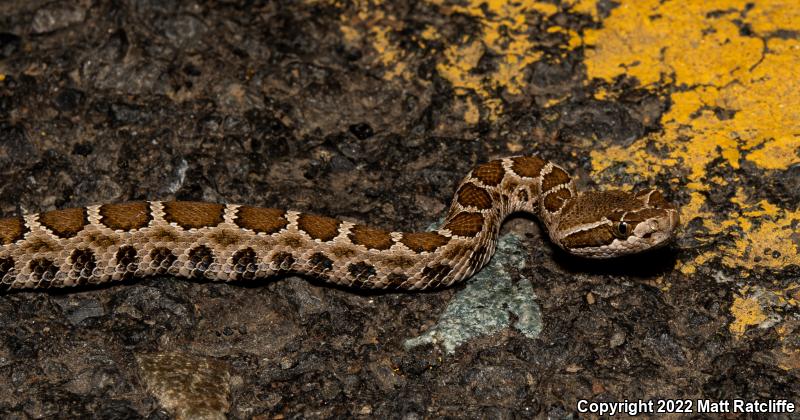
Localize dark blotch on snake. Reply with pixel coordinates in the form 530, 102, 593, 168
150, 247, 177, 274
541, 166, 571, 193
456, 183, 493, 210
232, 248, 258, 280
0, 257, 14, 286
188, 245, 215, 278
347, 261, 377, 281
0, 216, 28, 245
29, 258, 59, 287
348, 225, 394, 250
510, 156, 546, 178
235, 206, 288, 234
472, 160, 505, 186
297, 213, 340, 242
99, 202, 152, 231
163, 201, 224, 230
309, 252, 334, 273
38, 207, 88, 239
421, 264, 452, 288
543, 188, 572, 213
387, 273, 409, 289
400, 232, 450, 253
271, 251, 295, 271
116, 245, 139, 278
443, 212, 484, 237
70, 248, 97, 284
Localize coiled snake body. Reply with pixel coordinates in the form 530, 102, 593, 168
0, 156, 679, 291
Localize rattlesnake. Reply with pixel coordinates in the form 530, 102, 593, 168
0, 156, 679, 291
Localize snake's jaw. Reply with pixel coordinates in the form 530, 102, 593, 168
629, 205, 680, 250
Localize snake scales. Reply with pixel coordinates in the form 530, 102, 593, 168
0, 156, 679, 291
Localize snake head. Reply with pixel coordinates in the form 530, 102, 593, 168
551, 188, 680, 258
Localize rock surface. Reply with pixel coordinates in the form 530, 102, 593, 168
0, 0, 798, 418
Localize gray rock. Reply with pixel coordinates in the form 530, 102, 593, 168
32, 5, 85, 34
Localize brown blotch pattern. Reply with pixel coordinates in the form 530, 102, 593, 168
331, 246, 357, 259
297, 213, 340, 242
279, 234, 304, 248
151, 227, 179, 242
348, 225, 394, 250
39, 207, 88, 238
543, 188, 572, 213
541, 167, 571, 193
99, 202, 151, 231
209, 229, 242, 247
163, 201, 224, 230
472, 160, 505, 186
21, 237, 57, 254
29, 258, 59, 286
271, 251, 296, 271
188, 245, 215, 278
457, 183, 493, 210
70, 249, 97, 282
0, 217, 28, 245
421, 264, 452, 288
400, 232, 450, 253
561, 225, 615, 249
384, 255, 417, 269
444, 212, 484, 237
85, 231, 118, 248
232, 248, 258, 280
511, 156, 546, 178
235, 206, 288, 234
150, 247, 177, 273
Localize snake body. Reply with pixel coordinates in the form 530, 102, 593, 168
0, 156, 679, 291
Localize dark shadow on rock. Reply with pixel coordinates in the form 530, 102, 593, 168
551, 244, 680, 279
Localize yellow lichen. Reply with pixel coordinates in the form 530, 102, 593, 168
337, 0, 565, 122
463, 96, 480, 125
565, 0, 600, 19
428, 0, 556, 120
746, 136, 800, 170
582, 0, 800, 275
729, 292, 767, 336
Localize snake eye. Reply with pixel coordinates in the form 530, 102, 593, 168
614, 221, 629, 238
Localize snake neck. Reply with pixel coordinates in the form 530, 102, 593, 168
439, 156, 577, 254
